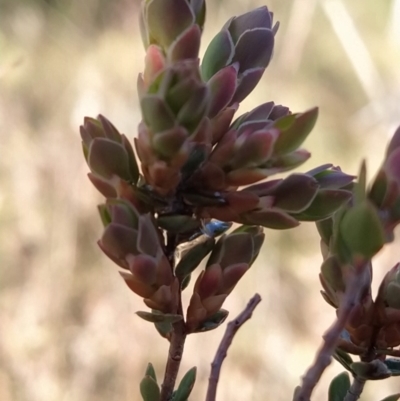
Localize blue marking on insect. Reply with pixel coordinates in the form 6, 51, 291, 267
201, 220, 232, 238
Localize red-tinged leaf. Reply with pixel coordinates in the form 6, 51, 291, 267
101, 224, 139, 258
222, 263, 249, 292
293, 189, 352, 221
231, 129, 277, 169
141, 95, 176, 132
120, 271, 154, 298
232, 101, 275, 128
128, 254, 158, 286
241, 208, 299, 229
147, 0, 194, 49
88, 138, 130, 180
207, 65, 238, 118
98, 114, 122, 143
136, 310, 182, 324
272, 174, 319, 213
233, 28, 274, 71
152, 127, 187, 158
168, 24, 201, 62
143, 45, 166, 88
87, 173, 117, 198
230, 67, 264, 104
226, 7, 273, 41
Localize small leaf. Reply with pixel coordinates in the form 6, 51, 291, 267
154, 320, 173, 340
173, 367, 197, 401
89, 138, 130, 180
175, 237, 215, 279
350, 360, 391, 380
272, 108, 318, 156
181, 273, 191, 290
193, 309, 229, 332
201, 29, 234, 81
136, 311, 183, 324
145, 363, 157, 383
328, 372, 350, 401
140, 376, 160, 401
157, 215, 201, 234
293, 189, 352, 221
333, 349, 354, 372
97, 204, 112, 227
380, 394, 400, 401
340, 201, 385, 260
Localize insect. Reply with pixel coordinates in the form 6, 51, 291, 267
175, 219, 233, 264
189, 219, 232, 241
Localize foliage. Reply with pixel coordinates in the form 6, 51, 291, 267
80, 1, 400, 400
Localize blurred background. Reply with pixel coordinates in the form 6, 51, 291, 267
1, 0, 400, 400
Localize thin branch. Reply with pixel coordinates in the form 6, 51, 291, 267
206, 293, 262, 401
343, 375, 366, 401
160, 234, 187, 401
160, 319, 187, 401
294, 265, 369, 401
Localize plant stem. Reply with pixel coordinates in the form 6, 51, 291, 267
160, 319, 187, 401
160, 233, 187, 401
343, 376, 366, 401
294, 263, 370, 401
206, 293, 262, 401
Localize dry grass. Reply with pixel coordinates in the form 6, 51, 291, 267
1, 0, 400, 400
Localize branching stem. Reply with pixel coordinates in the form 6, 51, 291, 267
205, 293, 262, 401
343, 375, 366, 401
294, 265, 369, 401
160, 233, 187, 401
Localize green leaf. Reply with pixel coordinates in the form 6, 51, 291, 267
136, 311, 183, 324
333, 349, 353, 371
328, 372, 350, 401
173, 367, 197, 401
316, 218, 333, 245
154, 320, 173, 340
201, 29, 234, 81
272, 108, 318, 156
181, 273, 191, 290
157, 215, 201, 234
353, 160, 367, 205
175, 237, 215, 279
350, 360, 391, 380
193, 309, 229, 332
140, 376, 160, 401
97, 204, 112, 227
145, 363, 157, 383
339, 200, 385, 260
380, 394, 400, 401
